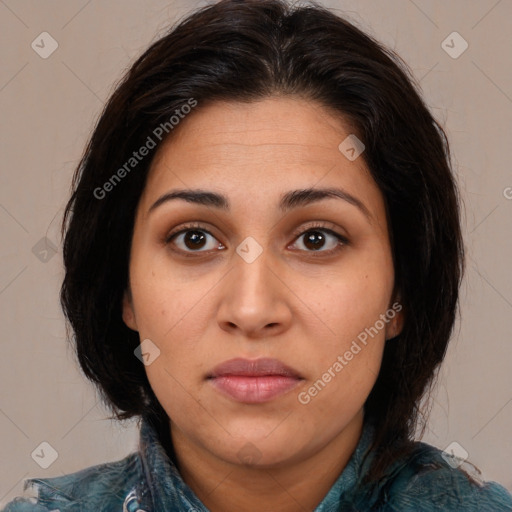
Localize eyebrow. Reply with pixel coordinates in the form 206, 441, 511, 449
148, 187, 372, 221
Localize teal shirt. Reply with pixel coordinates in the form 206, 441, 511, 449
3, 415, 511, 511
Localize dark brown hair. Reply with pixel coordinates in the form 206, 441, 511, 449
61, 0, 464, 484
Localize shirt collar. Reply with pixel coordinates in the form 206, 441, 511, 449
137, 413, 208, 511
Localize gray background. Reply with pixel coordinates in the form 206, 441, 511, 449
1, 0, 511, 505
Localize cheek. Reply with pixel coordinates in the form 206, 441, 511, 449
129, 264, 222, 381
130, 259, 212, 339
297, 260, 393, 409
312, 262, 393, 351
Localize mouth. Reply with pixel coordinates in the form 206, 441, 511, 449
206, 357, 304, 404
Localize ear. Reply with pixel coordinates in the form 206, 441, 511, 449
122, 289, 139, 331
385, 299, 404, 341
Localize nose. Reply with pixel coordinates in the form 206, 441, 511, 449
216, 248, 293, 339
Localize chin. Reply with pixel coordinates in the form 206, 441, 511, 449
200, 423, 310, 468
222, 441, 302, 469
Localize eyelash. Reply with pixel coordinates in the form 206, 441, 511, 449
165, 221, 349, 258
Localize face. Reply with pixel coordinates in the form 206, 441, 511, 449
123, 96, 402, 468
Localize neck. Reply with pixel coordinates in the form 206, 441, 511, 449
169, 410, 364, 512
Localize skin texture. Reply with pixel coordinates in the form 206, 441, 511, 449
122, 96, 403, 512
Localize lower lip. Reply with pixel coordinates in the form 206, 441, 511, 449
209, 375, 301, 403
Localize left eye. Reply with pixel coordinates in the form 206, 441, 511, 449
169, 229, 223, 252
290, 228, 345, 252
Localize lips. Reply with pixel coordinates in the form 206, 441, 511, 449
207, 357, 303, 404
208, 357, 302, 379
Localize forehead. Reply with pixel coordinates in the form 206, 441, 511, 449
140, 96, 383, 219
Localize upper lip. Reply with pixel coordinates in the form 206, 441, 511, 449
207, 357, 303, 379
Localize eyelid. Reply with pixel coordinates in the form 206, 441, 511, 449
289, 220, 349, 244
164, 221, 218, 244
164, 223, 224, 258
164, 220, 349, 255
286, 221, 349, 257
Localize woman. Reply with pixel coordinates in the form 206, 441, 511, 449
4, 0, 511, 510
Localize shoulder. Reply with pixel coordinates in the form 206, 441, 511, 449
380, 441, 512, 511
1, 453, 141, 512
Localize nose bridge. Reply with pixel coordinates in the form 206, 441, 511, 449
217, 241, 291, 335
232, 243, 276, 309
